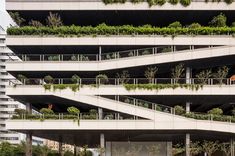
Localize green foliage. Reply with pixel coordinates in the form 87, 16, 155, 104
224, 0, 233, 4
29, 20, 43, 27
174, 105, 185, 115
180, 0, 191, 6
202, 140, 219, 156
46, 12, 63, 27
219, 142, 231, 156
168, 21, 182, 28
67, 106, 80, 115
190, 141, 202, 156
209, 13, 227, 27
71, 74, 81, 84
14, 108, 27, 115
207, 108, 223, 115
232, 22, 235, 27
168, 0, 179, 5
8, 25, 235, 37
116, 70, 130, 84
213, 66, 229, 84
161, 47, 172, 52
171, 63, 185, 83
64, 150, 74, 156
48, 55, 60, 61
188, 23, 201, 28
123, 83, 203, 91
40, 108, 54, 114
79, 145, 93, 156
232, 108, 235, 116
144, 66, 158, 83
96, 74, 109, 84
195, 69, 212, 84
9, 12, 25, 26
147, 0, 166, 6
43, 84, 80, 92
44, 75, 54, 84
0, 142, 15, 156
17, 74, 27, 82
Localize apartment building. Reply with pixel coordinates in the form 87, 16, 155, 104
3, 0, 235, 156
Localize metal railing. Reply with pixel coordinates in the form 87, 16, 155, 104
8, 78, 234, 86
8, 45, 221, 62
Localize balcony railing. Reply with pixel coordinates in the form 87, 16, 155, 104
8, 78, 234, 86
7, 45, 221, 62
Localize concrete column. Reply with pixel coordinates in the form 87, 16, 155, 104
26, 132, 32, 156
26, 103, 32, 114
186, 102, 191, 113
59, 136, 63, 156
166, 141, 172, 156
231, 138, 234, 156
100, 133, 105, 156
185, 133, 190, 156
98, 108, 103, 120
99, 46, 102, 61
186, 67, 192, 84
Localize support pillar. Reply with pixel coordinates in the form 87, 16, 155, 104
186, 67, 192, 84
231, 138, 234, 156
26, 132, 32, 156
166, 142, 172, 156
26, 103, 32, 114
59, 136, 63, 156
185, 133, 190, 156
99, 46, 102, 61
100, 133, 105, 156
186, 102, 191, 113
98, 108, 103, 120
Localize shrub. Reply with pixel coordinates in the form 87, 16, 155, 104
44, 75, 54, 84
224, 0, 233, 4
9, 12, 25, 26
39, 108, 54, 114
168, 0, 179, 4
67, 106, 80, 115
207, 108, 223, 115
188, 23, 201, 28
174, 105, 186, 115
29, 20, 43, 27
144, 66, 158, 83
96, 74, 109, 84
180, 0, 191, 6
17, 74, 27, 82
209, 13, 227, 27
14, 109, 27, 115
212, 66, 229, 85
232, 22, 235, 27
168, 21, 182, 28
171, 63, 185, 83
46, 12, 63, 27
71, 74, 80, 84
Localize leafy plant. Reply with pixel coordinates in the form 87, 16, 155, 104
161, 47, 172, 53
201, 140, 219, 156
96, 74, 109, 84
116, 70, 130, 84
207, 108, 223, 115
171, 63, 185, 83
17, 74, 27, 82
190, 141, 202, 156
174, 105, 185, 115
195, 69, 212, 84
39, 108, 54, 114
71, 74, 80, 84
213, 66, 229, 85
209, 13, 227, 27
180, 0, 191, 6
44, 75, 54, 84
9, 12, 25, 26
219, 142, 231, 156
188, 23, 201, 28
67, 106, 80, 115
172, 143, 185, 156
46, 12, 63, 27
224, 0, 233, 4
29, 20, 43, 27
144, 66, 158, 83
168, 0, 179, 5
14, 109, 27, 115
168, 21, 182, 28
146, 144, 160, 156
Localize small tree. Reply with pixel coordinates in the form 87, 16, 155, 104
220, 142, 231, 156
201, 140, 219, 156
46, 12, 63, 27
96, 74, 109, 84
190, 141, 202, 156
209, 13, 227, 27
67, 106, 80, 115
29, 20, 43, 27
174, 105, 186, 115
39, 108, 54, 114
195, 69, 212, 84
116, 70, 130, 84
44, 75, 54, 84
17, 74, 28, 83
188, 23, 201, 28
208, 108, 223, 115
71, 74, 80, 84
144, 66, 158, 83
213, 66, 229, 85
168, 21, 182, 28
171, 63, 185, 83
172, 143, 185, 156
9, 12, 25, 26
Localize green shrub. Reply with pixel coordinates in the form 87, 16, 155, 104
209, 13, 227, 27
207, 108, 223, 115
96, 74, 109, 84
44, 75, 54, 84
168, 21, 182, 28
180, 0, 191, 6
232, 22, 235, 27
39, 108, 54, 114
168, 0, 179, 5
14, 109, 27, 115
67, 106, 80, 115
224, 0, 233, 4
232, 108, 235, 116
174, 105, 185, 115
71, 74, 80, 84
188, 23, 201, 28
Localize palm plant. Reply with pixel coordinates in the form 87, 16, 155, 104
46, 12, 63, 27
201, 140, 219, 156
9, 12, 25, 26
144, 66, 158, 83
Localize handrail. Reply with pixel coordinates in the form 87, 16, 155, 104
6, 45, 224, 62
8, 78, 234, 86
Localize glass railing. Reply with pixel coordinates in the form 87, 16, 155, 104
8, 78, 234, 86
8, 45, 221, 62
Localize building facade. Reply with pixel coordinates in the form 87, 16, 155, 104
3, 0, 235, 156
